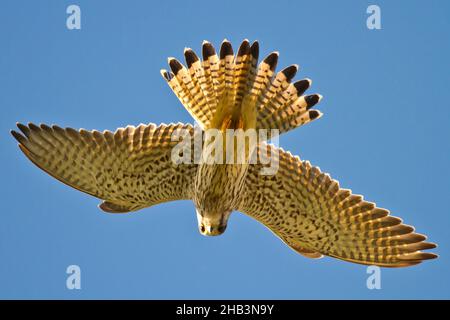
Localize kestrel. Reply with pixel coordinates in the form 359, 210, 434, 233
11, 39, 437, 267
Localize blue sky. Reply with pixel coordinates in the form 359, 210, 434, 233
1, 0, 449, 299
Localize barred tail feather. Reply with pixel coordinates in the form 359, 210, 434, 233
201, 41, 221, 107
233, 40, 252, 109
161, 39, 323, 134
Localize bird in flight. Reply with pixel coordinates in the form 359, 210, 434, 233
11, 39, 437, 267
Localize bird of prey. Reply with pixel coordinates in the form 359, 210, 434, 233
11, 39, 437, 267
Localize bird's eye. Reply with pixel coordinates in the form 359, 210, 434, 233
200, 225, 205, 233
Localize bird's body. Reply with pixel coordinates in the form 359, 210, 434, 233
12, 39, 438, 267
194, 162, 248, 235
193, 105, 255, 235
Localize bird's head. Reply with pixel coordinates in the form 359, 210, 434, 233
196, 208, 232, 236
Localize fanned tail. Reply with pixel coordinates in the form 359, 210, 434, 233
161, 39, 323, 134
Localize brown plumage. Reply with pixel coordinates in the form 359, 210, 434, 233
11, 39, 437, 267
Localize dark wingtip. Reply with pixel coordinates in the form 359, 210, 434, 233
250, 41, 259, 60
427, 253, 439, 260
168, 58, 183, 75
11, 129, 27, 144
281, 65, 298, 82
305, 94, 322, 109
293, 79, 311, 96
309, 110, 321, 120
220, 40, 233, 59
263, 52, 279, 71
28, 122, 40, 131
416, 252, 439, 260
202, 41, 216, 60
410, 233, 427, 242
422, 242, 438, 250
40, 123, 53, 134
184, 48, 199, 68
398, 252, 439, 261
237, 39, 250, 57
51, 124, 64, 133
160, 69, 174, 81
16, 122, 31, 137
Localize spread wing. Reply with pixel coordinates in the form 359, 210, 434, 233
11, 122, 197, 213
237, 144, 438, 267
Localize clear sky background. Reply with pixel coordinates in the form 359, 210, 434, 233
1, 0, 449, 299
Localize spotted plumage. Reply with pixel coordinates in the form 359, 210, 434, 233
12, 39, 437, 267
